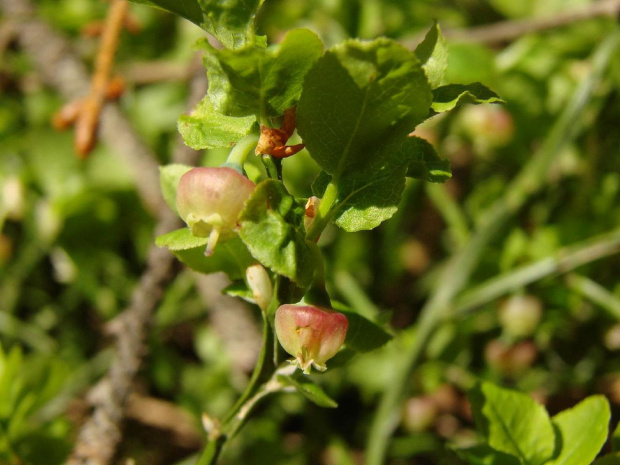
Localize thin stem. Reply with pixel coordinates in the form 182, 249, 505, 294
425, 182, 470, 248
306, 179, 339, 242
225, 133, 259, 167
454, 228, 620, 317
261, 155, 280, 180
74, 0, 128, 157
566, 272, 620, 321
302, 241, 332, 308
196, 316, 275, 465
364, 31, 620, 465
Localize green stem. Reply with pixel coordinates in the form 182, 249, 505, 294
364, 31, 620, 465
566, 272, 620, 321
425, 182, 470, 248
261, 155, 280, 180
224, 133, 259, 169
302, 241, 332, 308
196, 314, 275, 465
306, 179, 339, 242
454, 228, 620, 317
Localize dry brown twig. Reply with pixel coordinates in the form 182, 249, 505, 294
0, 0, 164, 215
52, 0, 129, 158
0, 1, 204, 464
65, 72, 207, 465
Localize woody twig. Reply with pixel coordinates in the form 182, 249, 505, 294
53, 0, 129, 158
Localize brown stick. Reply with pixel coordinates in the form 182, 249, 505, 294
0, 0, 164, 215
0, 1, 207, 463
65, 71, 207, 465
74, 0, 128, 157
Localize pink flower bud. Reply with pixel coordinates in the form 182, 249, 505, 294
275, 304, 348, 373
176, 167, 255, 255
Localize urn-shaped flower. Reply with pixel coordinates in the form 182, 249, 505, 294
275, 304, 348, 373
176, 167, 255, 255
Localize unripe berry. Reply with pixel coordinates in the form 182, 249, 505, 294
275, 304, 348, 373
498, 294, 543, 338
176, 167, 255, 255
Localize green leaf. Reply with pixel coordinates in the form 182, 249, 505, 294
159, 164, 193, 213
312, 164, 407, 232
594, 454, 620, 465
222, 281, 254, 301
156, 227, 208, 251
178, 96, 256, 150
238, 180, 313, 287
402, 136, 451, 183
128, 0, 203, 28
297, 38, 432, 179
337, 309, 392, 353
278, 372, 338, 408
198, 0, 264, 49
203, 29, 323, 117
156, 229, 254, 279
469, 381, 555, 465
431, 83, 503, 113
547, 396, 610, 465
455, 444, 521, 465
311, 135, 450, 232
415, 22, 448, 89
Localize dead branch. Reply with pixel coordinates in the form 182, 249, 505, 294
0, 0, 164, 216
65, 71, 207, 465
74, 0, 128, 157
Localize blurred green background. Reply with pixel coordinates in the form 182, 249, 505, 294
1, 0, 620, 464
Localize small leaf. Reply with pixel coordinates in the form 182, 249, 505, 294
297, 38, 432, 179
278, 372, 338, 408
198, 0, 264, 49
178, 96, 256, 150
223, 281, 255, 301
128, 0, 203, 27
402, 136, 451, 183
469, 381, 555, 465
431, 83, 503, 113
455, 444, 521, 465
159, 164, 193, 213
204, 29, 323, 117
174, 236, 255, 280
156, 227, 208, 251
157, 229, 254, 279
239, 180, 313, 287
312, 164, 407, 232
547, 395, 610, 465
415, 21, 448, 89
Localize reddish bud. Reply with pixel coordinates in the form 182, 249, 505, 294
176, 167, 255, 255
275, 304, 348, 373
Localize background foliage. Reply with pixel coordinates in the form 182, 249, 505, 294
1, 0, 620, 464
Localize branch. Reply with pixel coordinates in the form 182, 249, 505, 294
404, 0, 620, 47
66, 71, 206, 465
74, 0, 128, 157
0, 0, 164, 216
0, 1, 211, 463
